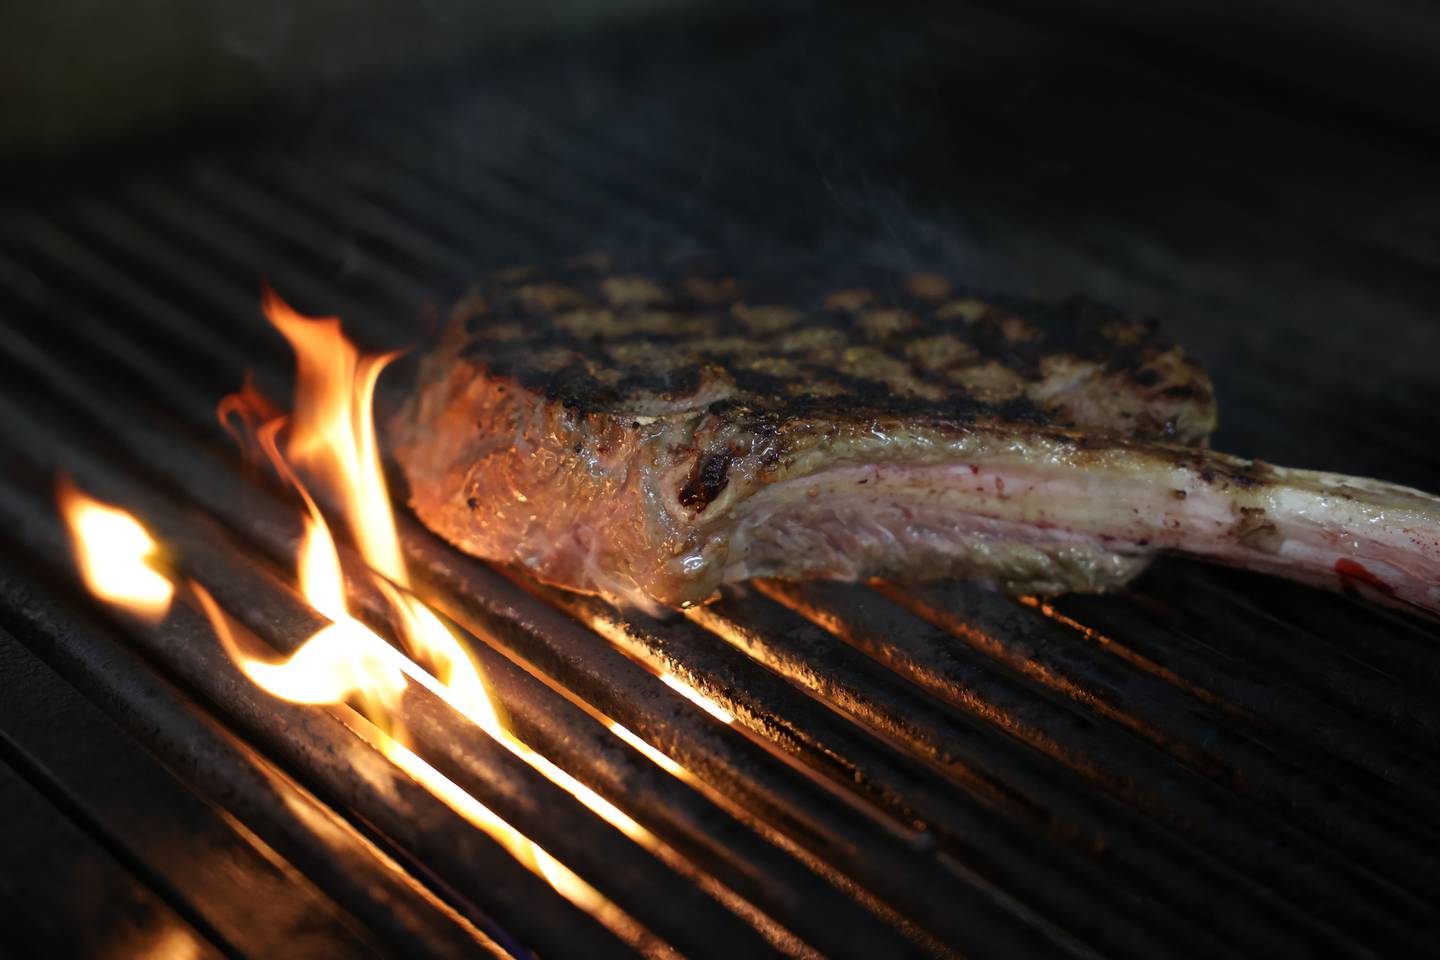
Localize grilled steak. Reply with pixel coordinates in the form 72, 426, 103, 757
391, 258, 1440, 615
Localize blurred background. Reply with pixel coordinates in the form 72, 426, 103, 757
7, 1, 1440, 153
3, 0, 1438, 486
1, 0, 690, 153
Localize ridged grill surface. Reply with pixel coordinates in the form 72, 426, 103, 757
0, 4, 1437, 957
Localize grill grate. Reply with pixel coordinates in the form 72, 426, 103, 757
1, 4, 1438, 957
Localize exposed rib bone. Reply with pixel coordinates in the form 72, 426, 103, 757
718, 437, 1440, 619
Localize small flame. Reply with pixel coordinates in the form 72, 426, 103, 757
215, 292, 659, 912
57, 478, 173, 622
63, 291, 649, 925
217, 371, 283, 466
64, 289, 703, 945
264, 288, 406, 585
258, 291, 498, 717
199, 576, 607, 908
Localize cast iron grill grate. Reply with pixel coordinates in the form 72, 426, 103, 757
0, 5, 1437, 957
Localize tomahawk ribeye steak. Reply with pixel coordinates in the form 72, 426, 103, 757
391, 259, 1440, 615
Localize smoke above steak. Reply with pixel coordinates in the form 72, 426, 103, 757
390, 259, 1440, 616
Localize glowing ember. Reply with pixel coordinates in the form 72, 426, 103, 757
57, 478, 173, 623
660, 674, 735, 724
608, 722, 685, 776
379, 737, 607, 909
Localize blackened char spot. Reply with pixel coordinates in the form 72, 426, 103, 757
1195, 458, 1269, 488
679, 450, 734, 511
537, 361, 622, 411
993, 395, 1050, 425
1103, 347, 1144, 376
446, 264, 1208, 446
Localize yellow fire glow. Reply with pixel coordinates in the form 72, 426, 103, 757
264, 288, 407, 584
660, 674, 735, 724
64, 290, 681, 929
196, 577, 607, 908
608, 722, 685, 776
57, 479, 174, 623
229, 293, 660, 905
259, 292, 507, 730
380, 737, 607, 909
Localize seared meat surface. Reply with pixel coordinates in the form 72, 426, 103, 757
391, 259, 1440, 615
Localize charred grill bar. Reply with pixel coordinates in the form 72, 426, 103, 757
3, 3, 1440, 957
0, 575, 500, 960
0, 464, 628, 958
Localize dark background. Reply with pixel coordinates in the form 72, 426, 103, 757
5, 0, 1439, 489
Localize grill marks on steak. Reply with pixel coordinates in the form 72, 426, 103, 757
446, 259, 1217, 444
392, 259, 1440, 615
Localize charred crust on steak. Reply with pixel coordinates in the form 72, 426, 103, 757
450, 259, 1217, 445
393, 260, 1234, 606
678, 450, 735, 511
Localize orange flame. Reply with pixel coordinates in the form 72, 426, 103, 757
257, 291, 505, 728
217, 371, 283, 467
221, 292, 655, 908
63, 289, 679, 926
263, 289, 406, 584
57, 478, 173, 623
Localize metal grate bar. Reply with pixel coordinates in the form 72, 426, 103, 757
682, 585, 1354, 950
720, 584, 1432, 949
0, 404, 641, 958
2, 10, 1439, 951
0, 247, 957, 957
0, 729, 223, 959
5, 165, 1434, 955
902, 580, 1440, 826
537, 585, 1256, 958
0, 570, 497, 960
